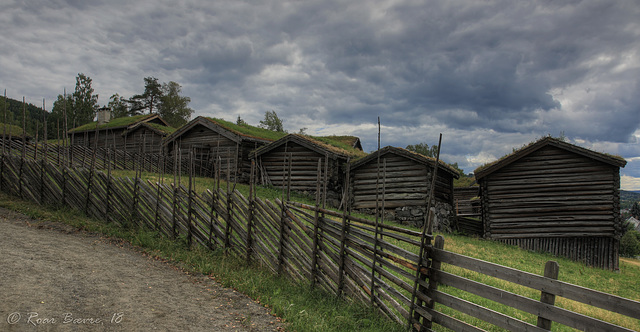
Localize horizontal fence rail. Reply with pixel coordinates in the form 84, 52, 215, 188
0, 140, 638, 331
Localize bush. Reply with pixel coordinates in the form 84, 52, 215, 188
620, 230, 640, 258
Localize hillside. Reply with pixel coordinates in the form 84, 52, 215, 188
0, 96, 47, 139
621, 190, 640, 209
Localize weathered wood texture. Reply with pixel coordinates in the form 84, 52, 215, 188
257, 142, 345, 193
477, 143, 625, 270
350, 148, 457, 210
453, 186, 479, 215
164, 121, 269, 182
2, 139, 638, 332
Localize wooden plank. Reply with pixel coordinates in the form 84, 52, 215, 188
432, 270, 634, 332
430, 247, 640, 320
431, 290, 547, 332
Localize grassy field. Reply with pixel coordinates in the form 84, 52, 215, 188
2, 169, 639, 331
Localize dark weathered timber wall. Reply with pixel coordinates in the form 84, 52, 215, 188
480, 145, 622, 269
351, 154, 454, 210
258, 142, 343, 193
453, 186, 479, 215
69, 128, 127, 150
164, 124, 261, 181
123, 127, 165, 155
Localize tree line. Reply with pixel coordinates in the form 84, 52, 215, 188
1, 74, 194, 141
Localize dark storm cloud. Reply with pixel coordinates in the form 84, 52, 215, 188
0, 0, 638, 186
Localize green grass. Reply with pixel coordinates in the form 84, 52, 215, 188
206, 117, 288, 142
69, 114, 159, 132
113, 169, 317, 206
0, 192, 402, 332
0, 122, 27, 137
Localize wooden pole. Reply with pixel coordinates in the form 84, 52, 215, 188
224, 153, 232, 249
105, 149, 112, 223
246, 159, 256, 262
409, 133, 442, 328
22, 97, 26, 159
43, 99, 47, 162
537, 261, 560, 330
371, 117, 381, 304
286, 152, 292, 201
277, 145, 288, 275
187, 149, 194, 248
62, 88, 68, 167
2, 89, 6, 155
337, 159, 351, 297
310, 158, 322, 286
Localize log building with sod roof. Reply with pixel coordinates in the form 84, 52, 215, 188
163, 116, 286, 182
252, 133, 366, 206
348, 146, 460, 231
474, 136, 627, 269
67, 110, 172, 153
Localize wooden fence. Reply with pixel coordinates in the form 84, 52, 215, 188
1, 141, 639, 331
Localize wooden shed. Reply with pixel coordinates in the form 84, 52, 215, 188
68, 113, 170, 151
252, 134, 366, 205
163, 116, 285, 182
474, 137, 627, 269
349, 146, 459, 230
121, 122, 175, 154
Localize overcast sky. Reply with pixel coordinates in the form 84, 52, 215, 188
2, 0, 639, 190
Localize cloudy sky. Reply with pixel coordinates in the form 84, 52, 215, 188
2, 0, 639, 189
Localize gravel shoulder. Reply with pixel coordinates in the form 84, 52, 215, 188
0, 207, 284, 331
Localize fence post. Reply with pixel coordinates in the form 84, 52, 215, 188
310, 158, 322, 286
537, 260, 560, 330
337, 159, 351, 298
246, 160, 256, 262
422, 234, 445, 330
0, 153, 4, 191
224, 156, 232, 249
187, 150, 194, 248
105, 150, 112, 223
277, 151, 289, 275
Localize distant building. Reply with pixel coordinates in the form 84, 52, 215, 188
67, 111, 172, 152
163, 116, 284, 182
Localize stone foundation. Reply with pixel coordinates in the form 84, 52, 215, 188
357, 201, 455, 233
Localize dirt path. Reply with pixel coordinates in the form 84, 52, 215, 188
0, 207, 285, 331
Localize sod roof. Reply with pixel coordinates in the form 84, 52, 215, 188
349, 145, 460, 178
68, 114, 169, 133
474, 136, 627, 180
253, 134, 368, 160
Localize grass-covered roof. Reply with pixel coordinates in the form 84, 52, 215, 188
68, 114, 165, 133
204, 117, 287, 142
252, 134, 368, 160
474, 136, 627, 179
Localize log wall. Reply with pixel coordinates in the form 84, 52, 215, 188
257, 142, 343, 193
480, 145, 622, 269
351, 154, 454, 210
165, 123, 267, 182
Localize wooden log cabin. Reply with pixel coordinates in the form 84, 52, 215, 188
121, 122, 175, 154
163, 116, 285, 182
349, 146, 460, 230
474, 136, 627, 269
252, 134, 366, 205
67, 111, 171, 152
